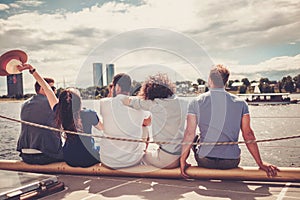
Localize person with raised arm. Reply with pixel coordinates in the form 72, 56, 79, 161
17, 77, 64, 165
17, 64, 103, 167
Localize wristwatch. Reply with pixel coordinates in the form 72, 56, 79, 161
29, 68, 36, 74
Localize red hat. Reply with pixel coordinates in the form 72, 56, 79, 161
0, 50, 27, 76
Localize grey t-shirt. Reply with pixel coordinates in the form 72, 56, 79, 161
130, 95, 188, 155
188, 88, 249, 159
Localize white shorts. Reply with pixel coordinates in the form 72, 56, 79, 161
142, 147, 180, 169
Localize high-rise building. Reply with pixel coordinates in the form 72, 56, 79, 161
7, 73, 23, 97
106, 64, 115, 85
93, 63, 103, 87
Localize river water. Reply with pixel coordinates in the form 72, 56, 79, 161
0, 96, 300, 167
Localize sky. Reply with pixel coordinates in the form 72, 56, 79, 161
0, 0, 300, 94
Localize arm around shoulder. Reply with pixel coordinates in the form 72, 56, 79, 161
94, 121, 104, 131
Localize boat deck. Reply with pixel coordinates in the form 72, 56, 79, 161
43, 174, 300, 200
1, 161, 299, 200
1, 156, 300, 199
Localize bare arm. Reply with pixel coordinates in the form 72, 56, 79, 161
94, 121, 104, 131
17, 64, 58, 109
123, 96, 154, 111
241, 114, 279, 177
142, 116, 151, 126
180, 114, 197, 179
123, 96, 152, 126
122, 96, 131, 106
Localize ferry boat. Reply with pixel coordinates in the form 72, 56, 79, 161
237, 93, 298, 105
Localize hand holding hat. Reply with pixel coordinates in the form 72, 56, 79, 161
0, 50, 28, 76
16, 63, 34, 73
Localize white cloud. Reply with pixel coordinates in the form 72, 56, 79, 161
15, 0, 44, 7
229, 54, 300, 81
0, 0, 300, 94
113, 49, 201, 82
0, 4, 9, 11
190, 0, 300, 51
2, 0, 300, 50
259, 54, 300, 72
9, 3, 20, 9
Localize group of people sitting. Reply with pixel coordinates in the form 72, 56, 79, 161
16, 64, 279, 178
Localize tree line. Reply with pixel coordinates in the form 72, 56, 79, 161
197, 74, 300, 94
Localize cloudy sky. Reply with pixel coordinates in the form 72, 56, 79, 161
0, 0, 300, 94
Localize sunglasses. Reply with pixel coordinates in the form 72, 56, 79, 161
51, 86, 56, 91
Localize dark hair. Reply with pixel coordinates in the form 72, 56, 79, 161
55, 88, 82, 139
35, 78, 54, 94
209, 64, 230, 87
112, 73, 131, 93
138, 73, 175, 100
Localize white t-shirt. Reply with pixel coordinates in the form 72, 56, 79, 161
99, 94, 149, 169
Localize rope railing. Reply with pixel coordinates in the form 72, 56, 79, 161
1, 114, 300, 146
251, 116, 300, 119
251, 116, 300, 118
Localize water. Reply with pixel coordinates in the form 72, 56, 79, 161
0, 97, 300, 167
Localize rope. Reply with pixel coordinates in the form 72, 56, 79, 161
1, 114, 300, 146
251, 116, 300, 119
252, 116, 300, 118
255, 145, 300, 148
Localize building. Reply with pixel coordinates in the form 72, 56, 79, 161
106, 64, 115, 85
7, 73, 23, 97
198, 84, 206, 93
251, 82, 261, 93
93, 63, 103, 87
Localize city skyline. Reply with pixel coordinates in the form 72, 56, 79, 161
0, 60, 299, 95
0, 0, 300, 95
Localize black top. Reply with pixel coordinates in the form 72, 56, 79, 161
53, 104, 100, 167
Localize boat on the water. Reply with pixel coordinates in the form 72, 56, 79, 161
237, 93, 298, 105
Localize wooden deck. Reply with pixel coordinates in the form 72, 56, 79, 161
43, 174, 300, 200
1, 160, 300, 199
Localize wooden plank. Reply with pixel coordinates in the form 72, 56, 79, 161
0, 160, 299, 182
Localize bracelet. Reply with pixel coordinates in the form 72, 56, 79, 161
29, 68, 36, 74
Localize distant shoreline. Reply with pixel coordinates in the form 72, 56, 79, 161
1, 92, 299, 103
0, 98, 25, 102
